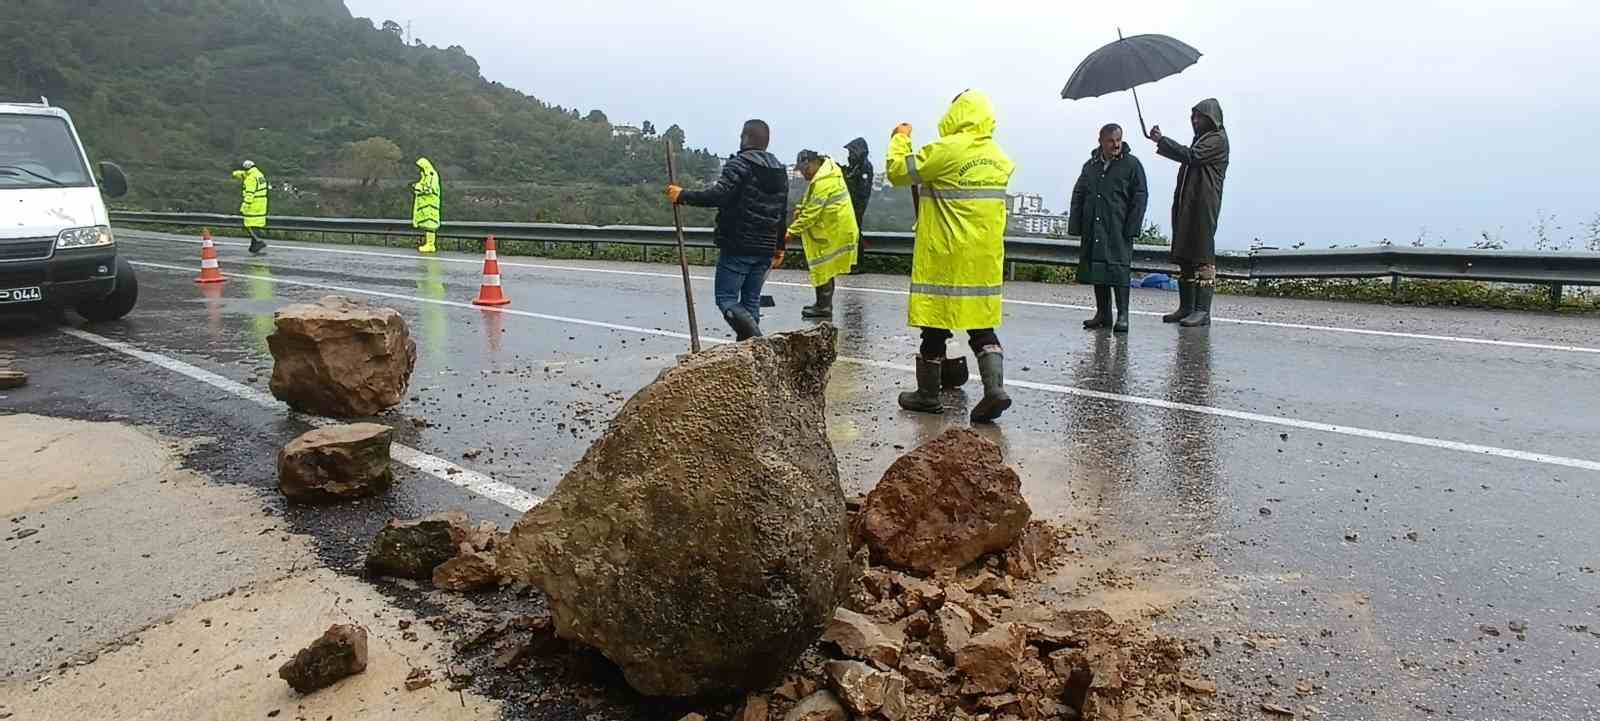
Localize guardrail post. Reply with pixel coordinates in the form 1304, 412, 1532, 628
1007, 262, 1016, 281
590, 242, 598, 258
1549, 283, 1563, 308
1390, 275, 1401, 296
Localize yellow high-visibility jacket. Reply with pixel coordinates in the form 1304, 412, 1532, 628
231, 167, 269, 229
788, 157, 859, 288
885, 90, 1014, 330
412, 157, 441, 231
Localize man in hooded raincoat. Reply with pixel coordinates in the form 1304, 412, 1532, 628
841, 137, 873, 231
787, 150, 858, 320
885, 90, 1016, 424
1150, 98, 1229, 327
1069, 123, 1148, 333
412, 157, 441, 254
231, 160, 268, 254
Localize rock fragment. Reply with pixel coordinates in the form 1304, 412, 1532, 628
824, 660, 887, 715
277, 624, 368, 694
822, 608, 903, 668
955, 623, 1026, 694
432, 544, 503, 591
367, 511, 470, 579
268, 295, 417, 417
781, 690, 848, 721
276, 423, 394, 504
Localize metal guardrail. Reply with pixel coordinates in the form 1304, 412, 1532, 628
111, 211, 1600, 303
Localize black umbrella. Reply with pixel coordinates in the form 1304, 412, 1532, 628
1061, 30, 1202, 138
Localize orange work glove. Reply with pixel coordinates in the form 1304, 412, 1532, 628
893, 123, 913, 137
665, 184, 684, 204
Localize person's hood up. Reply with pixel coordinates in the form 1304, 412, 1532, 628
416, 157, 435, 173
814, 156, 844, 182
1193, 98, 1224, 131
1088, 141, 1133, 159
938, 89, 997, 139
738, 149, 788, 194
845, 137, 869, 163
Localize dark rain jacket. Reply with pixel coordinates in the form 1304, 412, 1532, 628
1068, 142, 1148, 287
842, 137, 873, 229
678, 148, 789, 256
1156, 98, 1229, 266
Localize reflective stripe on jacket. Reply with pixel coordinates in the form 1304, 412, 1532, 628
789, 157, 859, 287
232, 167, 268, 229
885, 89, 1014, 330
412, 158, 441, 231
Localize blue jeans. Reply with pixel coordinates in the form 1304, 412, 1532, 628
714, 253, 771, 324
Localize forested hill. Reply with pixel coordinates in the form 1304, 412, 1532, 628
1, 0, 724, 224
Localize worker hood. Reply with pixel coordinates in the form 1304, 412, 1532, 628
815, 156, 844, 182
938, 89, 997, 139
1193, 98, 1224, 131
845, 137, 869, 164
416, 157, 435, 174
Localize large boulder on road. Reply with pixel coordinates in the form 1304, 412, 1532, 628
497, 325, 853, 696
267, 295, 417, 417
855, 428, 1031, 572
277, 423, 394, 504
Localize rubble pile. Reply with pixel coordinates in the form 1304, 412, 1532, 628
367, 510, 506, 589
268, 295, 417, 417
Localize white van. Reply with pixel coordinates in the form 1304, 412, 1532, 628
0, 99, 137, 320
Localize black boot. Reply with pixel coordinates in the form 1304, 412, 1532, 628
247, 233, 266, 255
1082, 286, 1111, 329
724, 306, 763, 340
1162, 282, 1193, 323
969, 346, 1012, 424
801, 280, 834, 319
897, 356, 945, 414
1180, 286, 1213, 327
940, 356, 969, 388
1113, 286, 1130, 333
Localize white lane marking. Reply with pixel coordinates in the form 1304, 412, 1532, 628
59, 326, 543, 512
120, 231, 1600, 356
130, 260, 1600, 473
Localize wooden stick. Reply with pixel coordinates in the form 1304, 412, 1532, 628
665, 142, 702, 353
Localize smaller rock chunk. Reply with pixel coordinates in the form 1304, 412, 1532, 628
432, 544, 503, 591
824, 660, 887, 715
782, 690, 848, 721
822, 608, 903, 668
278, 624, 368, 694
738, 693, 770, 721
955, 623, 1026, 694
930, 603, 975, 660
277, 423, 394, 504
900, 655, 949, 690
367, 511, 470, 579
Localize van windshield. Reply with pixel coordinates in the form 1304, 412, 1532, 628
0, 114, 94, 189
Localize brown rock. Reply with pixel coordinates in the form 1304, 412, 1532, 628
267, 295, 417, 417
930, 603, 975, 660
900, 655, 949, 690
824, 660, 887, 715
1002, 522, 1059, 579
0, 369, 26, 390
854, 428, 1031, 572
367, 511, 471, 579
880, 673, 909, 721
782, 690, 848, 721
1051, 642, 1126, 690
276, 423, 394, 504
1181, 676, 1217, 695
902, 611, 932, 639
897, 575, 945, 613
823, 608, 903, 668
432, 545, 503, 591
677, 715, 707, 721
861, 568, 898, 600
496, 327, 853, 696
1261, 703, 1296, 717
467, 520, 500, 552
955, 623, 1026, 694
403, 667, 434, 691
775, 675, 820, 702
738, 693, 770, 721
962, 570, 1013, 597
277, 624, 368, 694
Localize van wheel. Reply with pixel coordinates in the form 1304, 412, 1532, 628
76, 258, 139, 322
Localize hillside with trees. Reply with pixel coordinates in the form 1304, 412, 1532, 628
1, 0, 724, 225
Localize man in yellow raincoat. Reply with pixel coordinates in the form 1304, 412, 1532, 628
786, 149, 858, 320
412, 157, 441, 253
885, 89, 1016, 423
231, 160, 268, 254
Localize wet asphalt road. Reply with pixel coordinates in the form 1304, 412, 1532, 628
3, 228, 1598, 720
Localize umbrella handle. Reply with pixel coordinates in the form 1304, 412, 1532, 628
1131, 85, 1150, 138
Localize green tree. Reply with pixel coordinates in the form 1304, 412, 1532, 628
338, 136, 403, 190
585, 109, 608, 125
664, 124, 686, 149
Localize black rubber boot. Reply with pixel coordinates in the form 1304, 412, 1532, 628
1180, 287, 1213, 327
247, 233, 266, 255
969, 347, 1012, 424
724, 306, 763, 340
1113, 286, 1130, 333
940, 356, 969, 388
897, 356, 945, 414
1082, 286, 1111, 329
1162, 282, 1193, 323
801, 280, 834, 319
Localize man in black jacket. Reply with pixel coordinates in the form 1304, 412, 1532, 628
842, 137, 873, 230
668, 119, 789, 340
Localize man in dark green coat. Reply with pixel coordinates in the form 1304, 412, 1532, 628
1150, 98, 1229, 327
1069, 123, 1148, 333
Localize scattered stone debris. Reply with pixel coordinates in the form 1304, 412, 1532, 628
277, 624, 368, 694
1343, 531, 1360, 542
276, 423, 394, 504
1507, 619, 1529, 633
268, 295, 417, 417
854, 428, 1032, 572
432, 544, 504, 592
783, 690, 848, 721
462, 448, 483, 460
403, 666, 434, 691
738, 694, 771, 721
1262, 702, 1297, 716
367, 511, 470, 580
823, 608, 903, 668
1405, 530, 1420, 542
496, 326, 852, 696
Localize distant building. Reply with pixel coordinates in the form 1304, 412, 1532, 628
1008, 193, 1045, 216
1004, 192, 1068, 236
611, 125, 642, 138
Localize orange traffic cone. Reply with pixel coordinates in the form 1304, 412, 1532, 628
195, 228, 226, 284
471, 236, 510, 306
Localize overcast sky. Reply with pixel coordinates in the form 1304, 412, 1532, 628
349, 0, 1600, 249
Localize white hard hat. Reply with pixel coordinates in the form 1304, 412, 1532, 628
241, 160, 255, 169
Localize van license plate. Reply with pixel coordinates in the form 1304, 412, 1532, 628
0, 286, 42, 303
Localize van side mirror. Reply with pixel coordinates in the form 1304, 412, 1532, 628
98, 161, 128, 198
